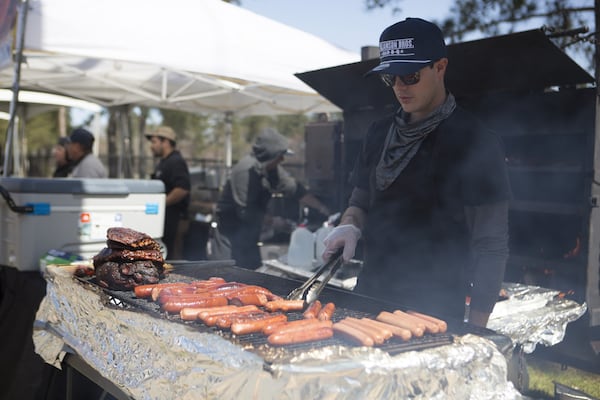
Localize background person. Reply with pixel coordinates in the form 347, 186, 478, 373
214, 128, 330, 270
322, 17, 511, 328
67, 128, 107, 178
146, 126, 191, 260
52, 136, 73, 177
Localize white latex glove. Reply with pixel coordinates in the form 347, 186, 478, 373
322, 224, 362, 262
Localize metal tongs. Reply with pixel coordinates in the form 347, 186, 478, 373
286, 248, 344, 304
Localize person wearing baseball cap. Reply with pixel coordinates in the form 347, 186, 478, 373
213, 128, 330, 269
322, 18, 511, 328
146, 126, 191, 259
66, 128, 107, 178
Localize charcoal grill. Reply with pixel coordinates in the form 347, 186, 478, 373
82, 261, 505, 365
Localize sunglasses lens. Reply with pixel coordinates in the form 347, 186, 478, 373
380, 71, 421, 87
380, 74, 395, 87
399, 72, 420, 85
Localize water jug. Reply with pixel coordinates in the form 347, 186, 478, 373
314, 222, 333, 261
287, 223, 315, 269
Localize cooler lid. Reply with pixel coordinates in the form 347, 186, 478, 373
0, 178, 165, 195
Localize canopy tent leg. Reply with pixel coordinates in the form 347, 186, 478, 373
3, 0, 29, 177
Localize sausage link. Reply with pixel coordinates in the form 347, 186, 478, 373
198, 305, 260, 325
392, 310, 436, 334
344, 317, 391, 343
264, 319, 333, 336
134, 282, 188, 298
406, 310, 448, 333
180, 305, 238, 321
332, 322, 374, 347
268, 327, 334, 346
302, 300, 322, 319
376, 311, 424, 337
231, 313, 288, 335
264, 299, 305, 312
216, 311, 267, 329
317, 302, 336, 321
359, 317, 412, 341
337, 319, 385, 345
161, 296, 228, 313
154, 286, 197, 302
229, 293, 268, 306
157, 292, 215, 305
189, 277, 226, 287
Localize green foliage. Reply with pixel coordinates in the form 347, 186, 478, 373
1, 110, 63, 154
365, 0, 596, 71
526, 356, 600, 398
25, 110, 62, 151
157, 108, 210, 155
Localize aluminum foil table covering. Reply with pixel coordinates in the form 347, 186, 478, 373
33, 266, 523, 400
487, 282, 587, 354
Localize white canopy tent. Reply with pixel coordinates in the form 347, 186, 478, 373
1, 0, 360, 174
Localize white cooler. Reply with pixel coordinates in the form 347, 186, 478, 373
0, 177, 165, 271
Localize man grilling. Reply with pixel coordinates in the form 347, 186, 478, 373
322, 18, 511, 328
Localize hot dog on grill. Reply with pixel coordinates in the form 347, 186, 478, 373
153, 285, 197, 301
161, 296, 228, 313
264, 299, 305, 312
267, 327, 334, 346
229, 293, 268, 306
337, 319, 385, 345
359, 317, 412, 341
317, 302, 336, 321
230, 313, 288, 335
333, 322, 375, 347
216, 311, 267, 329
342, 317, 391, 344
376, 311, 424, 337
134, 282, 188, 298
189, 277, 226, 287
406, 310, 448, 333
302, 300, 322, 319
392, 310, 437, 334
198, 305, 260, 325
180, 305, 239, 321
263, 319, 333, 336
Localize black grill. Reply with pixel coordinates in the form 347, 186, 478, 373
82, 261, 495, 364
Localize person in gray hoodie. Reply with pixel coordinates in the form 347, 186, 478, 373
214, 128, 329, 269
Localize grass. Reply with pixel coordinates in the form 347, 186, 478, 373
524, 355, 600, 399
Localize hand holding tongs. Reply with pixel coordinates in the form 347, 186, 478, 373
286, 248, 344, 304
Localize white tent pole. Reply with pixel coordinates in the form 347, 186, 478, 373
225, 111, 233, 169
3, 0, 29, 177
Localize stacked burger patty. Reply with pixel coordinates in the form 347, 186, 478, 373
93, 227, 165, 290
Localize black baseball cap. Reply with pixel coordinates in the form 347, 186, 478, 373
69, 128, 95, 150
366, 17, 447, 77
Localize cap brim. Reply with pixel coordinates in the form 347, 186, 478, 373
364, 61, 428, 77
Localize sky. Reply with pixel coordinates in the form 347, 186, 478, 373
241, 0, 456, 54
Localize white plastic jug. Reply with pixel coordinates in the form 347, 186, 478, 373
287, 224, 315, 269
314, 222, 333, 261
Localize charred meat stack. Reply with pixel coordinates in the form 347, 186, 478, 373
93, 227, 165, 290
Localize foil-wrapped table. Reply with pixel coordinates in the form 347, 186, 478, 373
33, 266, 524, 400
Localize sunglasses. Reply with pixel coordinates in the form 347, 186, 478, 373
380, 62, 435, 87
380, 71, 421, 87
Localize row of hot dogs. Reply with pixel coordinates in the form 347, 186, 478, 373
131, 277, 448, 347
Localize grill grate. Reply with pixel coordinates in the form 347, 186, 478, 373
80, 267, 455, 363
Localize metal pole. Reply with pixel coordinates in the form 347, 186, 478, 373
224, 111, 233, 169
3, 0, 29, 177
